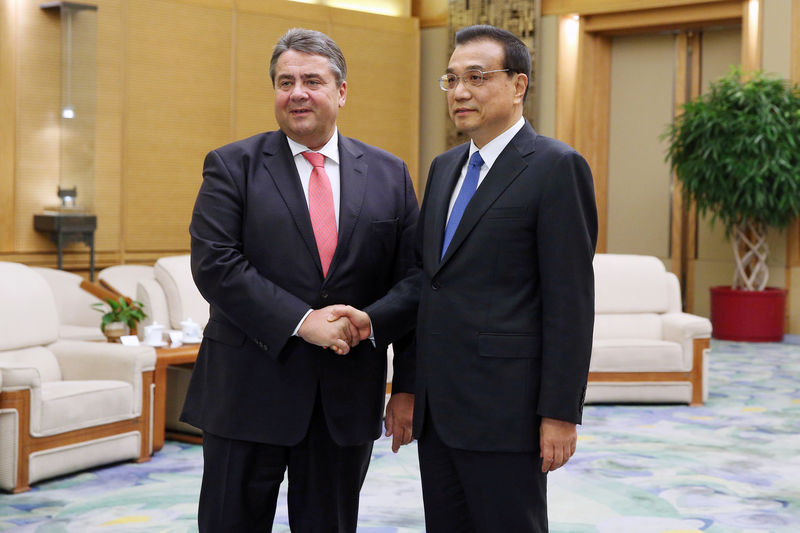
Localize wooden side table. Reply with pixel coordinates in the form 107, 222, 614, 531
33, 213, 97, 280
153, 344, 200, 451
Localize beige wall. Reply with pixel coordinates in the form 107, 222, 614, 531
418, 26, 448, 193
1, 0, 419, 269
535, 14, 557, 138
606, 32, 674, 263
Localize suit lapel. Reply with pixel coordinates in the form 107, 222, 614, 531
328, 136, 367, 282
437, 123, 538, 269
425, 145, 469, 273
262, 132, 323, 276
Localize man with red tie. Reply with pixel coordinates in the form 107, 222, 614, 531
181, 28, 418, 532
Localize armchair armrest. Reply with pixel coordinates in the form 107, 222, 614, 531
0, 363, 42, 390
661, 312, 712, 343
48, 340, 156, 384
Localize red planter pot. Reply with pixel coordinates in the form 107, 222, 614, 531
709, 286, 787, 342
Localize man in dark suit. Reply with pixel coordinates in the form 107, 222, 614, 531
180, 28, 418, 532
335, 24, 597, 532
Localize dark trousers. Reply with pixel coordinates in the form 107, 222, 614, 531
417, 411, 548, 533
198, 397, 374, 532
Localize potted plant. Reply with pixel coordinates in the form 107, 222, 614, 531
92, 297, 147, 343
664, 67, 800, 341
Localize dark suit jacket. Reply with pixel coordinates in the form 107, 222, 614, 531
180, 130, 418, 447
370, 122, 597, 453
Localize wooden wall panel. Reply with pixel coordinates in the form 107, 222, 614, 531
330, 12, 419, 183
94, 0, 123, 256
2, 0, 420, 269
0, 0, 16, 252
123, 0, 232, 252
232, 6, 329, 141
543, 0, 735, 16
14, 3, 61, 253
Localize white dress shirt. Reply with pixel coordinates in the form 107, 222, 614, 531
286, 129, 341, 229
446, 117, 526, 223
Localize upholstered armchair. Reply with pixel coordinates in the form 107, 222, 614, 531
31, 267, 106, 342
0, 262, 156, 493
588, 254, 712, 406
136, 255, 208, 437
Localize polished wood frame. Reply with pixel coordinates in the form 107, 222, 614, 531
153, 345, 201, 451
588, 337, 709, 406
0, 369, 154, 493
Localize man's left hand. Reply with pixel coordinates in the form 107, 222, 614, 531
539, 417, 577, 472
384, 392, 414, 453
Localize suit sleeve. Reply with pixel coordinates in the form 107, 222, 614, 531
370, 161, 420, 394
536, 150, 598, 424
190, 149, 311, 360
365, 159, 426, 351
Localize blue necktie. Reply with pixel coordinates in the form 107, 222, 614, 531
442, 151, 484, 258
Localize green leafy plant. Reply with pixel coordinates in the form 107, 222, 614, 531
664, 67, 800, 290
92, 297, 147, 333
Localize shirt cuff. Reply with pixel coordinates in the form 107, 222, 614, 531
368, 317, 376, 347
292, 309, 314, 336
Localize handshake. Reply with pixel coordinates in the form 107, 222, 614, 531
297, 304, 371, 354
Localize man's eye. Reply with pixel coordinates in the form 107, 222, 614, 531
467, 73, 483, 83
307, 79, 321, 86
279, 80, 293, 89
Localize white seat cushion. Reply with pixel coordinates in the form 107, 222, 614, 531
154, 255, 209, 328
593, 254, 670, 314
36, 380, 135, 436
32, 267, 101, 328
58, 324, 106, 342
594, 313, 663, 340
0, 262, 59, 350
98, 265, 155, 299
590, 339, 686, 372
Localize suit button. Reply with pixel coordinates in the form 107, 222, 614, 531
321, 291, 329, 299
431, 281, 440, 290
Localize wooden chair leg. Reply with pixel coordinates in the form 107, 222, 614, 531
689, 337, 709, 406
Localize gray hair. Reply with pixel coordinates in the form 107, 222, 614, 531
269, 28, 347, 86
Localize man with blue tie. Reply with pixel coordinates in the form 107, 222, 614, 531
181, 28, 418, 532
334, 24, 598, 531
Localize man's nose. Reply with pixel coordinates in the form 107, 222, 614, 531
452, 78, 472, 99
289, 83, 308, 100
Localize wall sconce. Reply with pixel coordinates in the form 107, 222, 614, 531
57, 186, 77, 209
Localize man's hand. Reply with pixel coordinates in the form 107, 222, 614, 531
327, 305, 372, 344
384, 392, 414, 453
539, 417, 577, 472
298, 307, 353, 354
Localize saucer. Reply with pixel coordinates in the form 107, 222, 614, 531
182, 336, 202, 344
143, 340, 167, 347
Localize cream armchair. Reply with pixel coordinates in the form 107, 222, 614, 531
588, 254, 712, 406
0, 262, 156, 493
31, 267, 106, 342
135, 255, 207, 437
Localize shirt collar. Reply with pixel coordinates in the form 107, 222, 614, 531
286, 128, 340, 165
468, 117, 525, 169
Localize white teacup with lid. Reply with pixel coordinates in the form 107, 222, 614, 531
144, 321, 165, 346
181, 318, 202, 342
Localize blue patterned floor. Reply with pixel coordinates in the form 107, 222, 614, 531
1, 340, 799, 532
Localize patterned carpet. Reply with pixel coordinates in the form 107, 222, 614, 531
1, 340, 799, 532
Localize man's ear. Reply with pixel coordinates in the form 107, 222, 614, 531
514, 73, 528, 103
338, 81, 347, 108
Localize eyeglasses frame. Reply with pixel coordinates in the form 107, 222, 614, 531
439, 69, 511, 92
